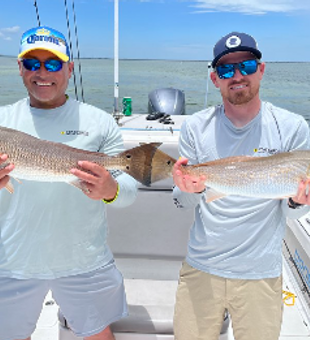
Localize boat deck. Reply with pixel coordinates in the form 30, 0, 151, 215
32, 253, 310, 340
32, 114, 310, 340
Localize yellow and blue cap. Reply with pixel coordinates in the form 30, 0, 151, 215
18, 26, 70, 62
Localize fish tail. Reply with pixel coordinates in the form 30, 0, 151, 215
118, 143, 162, 186
150, 148, 177, 184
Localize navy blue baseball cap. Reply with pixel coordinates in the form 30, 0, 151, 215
211, 32, 262, 68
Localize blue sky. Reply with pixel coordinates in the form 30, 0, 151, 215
0, 0, 310, 61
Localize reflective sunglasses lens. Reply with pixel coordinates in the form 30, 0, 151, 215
45, 59, 63, 72
238, 60, 258, 76
216, 64, 235, 79
22, 59, 41, 71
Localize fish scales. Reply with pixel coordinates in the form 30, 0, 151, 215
180, 151, 310, 200
0, 126, 162, 190
4, 125, 310, 200
0, 128, 126, 180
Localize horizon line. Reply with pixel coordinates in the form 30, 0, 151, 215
0, 54, 309, 63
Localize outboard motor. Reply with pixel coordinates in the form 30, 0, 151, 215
148, 88, 185, 116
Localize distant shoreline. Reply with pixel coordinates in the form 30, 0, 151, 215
0, 55, 309, 63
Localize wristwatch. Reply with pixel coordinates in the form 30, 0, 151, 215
288, 197, 303, 209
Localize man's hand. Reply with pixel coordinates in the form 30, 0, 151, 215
70, 161, 118, 201
291, 179, 310, 206
0, 154, 14, 190
172, 157, 206, 193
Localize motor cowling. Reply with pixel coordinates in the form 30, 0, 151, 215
148, 88, 185, 116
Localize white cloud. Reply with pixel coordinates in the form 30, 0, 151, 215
190, 0, 310, 15
1, 26, 20, 33
0, 26, 20, 41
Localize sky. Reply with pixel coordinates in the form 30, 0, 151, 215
0, 0, 310, 61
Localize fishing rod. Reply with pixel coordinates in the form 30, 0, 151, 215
64, 0, 79, 101
33, 0, 41, 26
71, 0, 85, 102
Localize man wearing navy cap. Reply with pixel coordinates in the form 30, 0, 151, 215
172, 32, 310, 340
0, 26, 137, 340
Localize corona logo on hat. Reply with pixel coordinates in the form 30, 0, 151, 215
36, 28, 50, 35
18, 26, 70, 62
211, 32, 262, 68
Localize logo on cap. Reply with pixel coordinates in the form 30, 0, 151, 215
25, 28, 66, 48
226, 35, 241, 49
18, 26, 70, 62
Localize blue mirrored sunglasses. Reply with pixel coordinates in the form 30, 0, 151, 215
22, 58, 63, 72
216, 59, 259, 79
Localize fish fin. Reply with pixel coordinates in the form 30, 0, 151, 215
69, 179, 89, 193
205, 188, 227, 203
118, 143, 175, 186
11, 176, 22, 184
5, 179, 14, 194
150, 148, 177, 184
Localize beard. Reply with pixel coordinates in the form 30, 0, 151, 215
224, 82, 260, 106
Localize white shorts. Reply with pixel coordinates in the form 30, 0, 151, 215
0, 261, 127, 340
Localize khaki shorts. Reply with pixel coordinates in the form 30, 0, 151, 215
174, 262, 283, 340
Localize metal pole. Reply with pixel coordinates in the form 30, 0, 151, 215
113, 0, 119, 114
204, 62, 212, 108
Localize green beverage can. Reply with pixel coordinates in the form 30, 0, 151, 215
122, 97, 132, 116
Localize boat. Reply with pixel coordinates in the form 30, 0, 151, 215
29, 86, 309, 339
16, 1, 310, 339
38, 92, 232, 340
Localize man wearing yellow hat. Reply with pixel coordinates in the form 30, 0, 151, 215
0, 26, 137, 340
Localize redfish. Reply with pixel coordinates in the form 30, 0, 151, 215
0, 125, 162, 192
151, 149, 310, 202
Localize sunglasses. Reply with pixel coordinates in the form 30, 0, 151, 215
216, 59, 260, 79
22, 58, 63, 72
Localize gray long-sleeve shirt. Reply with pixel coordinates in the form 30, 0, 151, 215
173, 101, 310, 279
0, 98, 137, 279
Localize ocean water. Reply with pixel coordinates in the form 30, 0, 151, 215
1, 56, 310, 122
